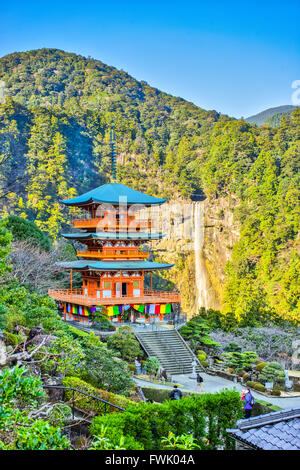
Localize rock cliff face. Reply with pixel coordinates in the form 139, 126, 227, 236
150, 196, 240, 318
202, 195, 240, 312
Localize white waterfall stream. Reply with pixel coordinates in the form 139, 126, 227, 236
194, 202, 210, 312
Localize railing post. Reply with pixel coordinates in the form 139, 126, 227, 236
72, 389, 75, 419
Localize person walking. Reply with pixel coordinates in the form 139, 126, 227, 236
243, 388, 255, 419
169, 385, 183, 400
196, 373, 204, 392
161, 369, 168, 382
158, 366, 168, 383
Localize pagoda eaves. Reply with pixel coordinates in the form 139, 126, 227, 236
49, 182, 180, 323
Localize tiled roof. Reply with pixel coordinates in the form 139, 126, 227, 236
57, 260, 174, 271
62, 183, 166, 206
227, 408, 300, 450
61, 232, 165, 240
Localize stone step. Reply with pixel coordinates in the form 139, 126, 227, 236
135, 329, 203, 375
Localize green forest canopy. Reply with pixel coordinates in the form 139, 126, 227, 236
0, 48, 299, 325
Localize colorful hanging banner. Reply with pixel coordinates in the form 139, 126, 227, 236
66, 304, 91, 317
144, 304, 172, 315
133, 304, 145, 313
106, 306, 121, 317
155, 305, 160, 314
148, 304, 155, 314
166, 303, 172, 313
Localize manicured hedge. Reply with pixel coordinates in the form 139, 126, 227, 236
67, 326, 90, 339
246, 381, 266, 392
90, 389, 243, 450
62, 377, 135, 414
255, 362, 268, 372
142, 387, 193, 403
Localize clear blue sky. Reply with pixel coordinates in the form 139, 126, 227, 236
1, 0, 299, 117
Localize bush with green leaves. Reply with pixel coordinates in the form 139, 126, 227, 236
197, 350, 207, 364
258, 362, 286, 386
5, 215, 51, 251
44, 334, 85, 377
223, 342, 242, 353
89, 424, 143, 450
179, 316, 221, 352
0, 281, 70, 335
3, 331, 24, 347
221, 351, 258, 371
0, 303, 7, 330
161, 431, 202, 450
62, 376, 135, 413
106, 326, 142, 364
89, 425, 126, 450
246, 381, 266, 393
0, 366, 71, 450
10, 420, 71, 450
48, 403, 72, 427
77, 338, 134, 394
0, 366, 45, 407
256, 362, 269, 372
91, 389, 243, 450
144, 356, 161, 376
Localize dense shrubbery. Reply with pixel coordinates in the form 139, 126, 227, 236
256, 362, 268, 372
258, 362, 286, 386
0, 366, 70, 450
142, 387, 192, 403
62, 376, 135, 412
5, 216, 51, 251
90, 389, 243, 450
246, 381, 266, 393
106, 326, 142, 364
221, 351, 258, 371
76, 336, 134, 394
179, 315, 221, 352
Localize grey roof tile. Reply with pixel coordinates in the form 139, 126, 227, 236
227, 408, 300, 450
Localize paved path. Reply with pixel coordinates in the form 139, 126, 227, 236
135, 372, 300, 410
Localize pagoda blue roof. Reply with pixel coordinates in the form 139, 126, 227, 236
57, 260, 174, 271
62, 183, 166, 207
61, 232, 165, 241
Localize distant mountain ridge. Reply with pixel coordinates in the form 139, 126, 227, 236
245, 105, 295, 126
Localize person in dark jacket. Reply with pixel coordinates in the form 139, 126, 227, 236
159, 367, 168, 383
196, 373, 204, 392
169, 385, 183, 400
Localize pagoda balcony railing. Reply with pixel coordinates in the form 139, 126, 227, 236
77, 249, 149, 259
48, 289, 180, 306
72, 218, 151, 230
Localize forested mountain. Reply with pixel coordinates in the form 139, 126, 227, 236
0, 48, 299, 325
0, 49, 229, 229
246, 105, 295, 126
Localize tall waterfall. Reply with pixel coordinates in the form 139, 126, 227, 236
194, 202, 210, 312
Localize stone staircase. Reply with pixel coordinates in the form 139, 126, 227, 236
134, 329, 203, 375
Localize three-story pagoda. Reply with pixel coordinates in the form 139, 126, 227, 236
49, 182, 180, 324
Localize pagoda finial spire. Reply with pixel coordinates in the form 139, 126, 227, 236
110, 120, 117, 181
